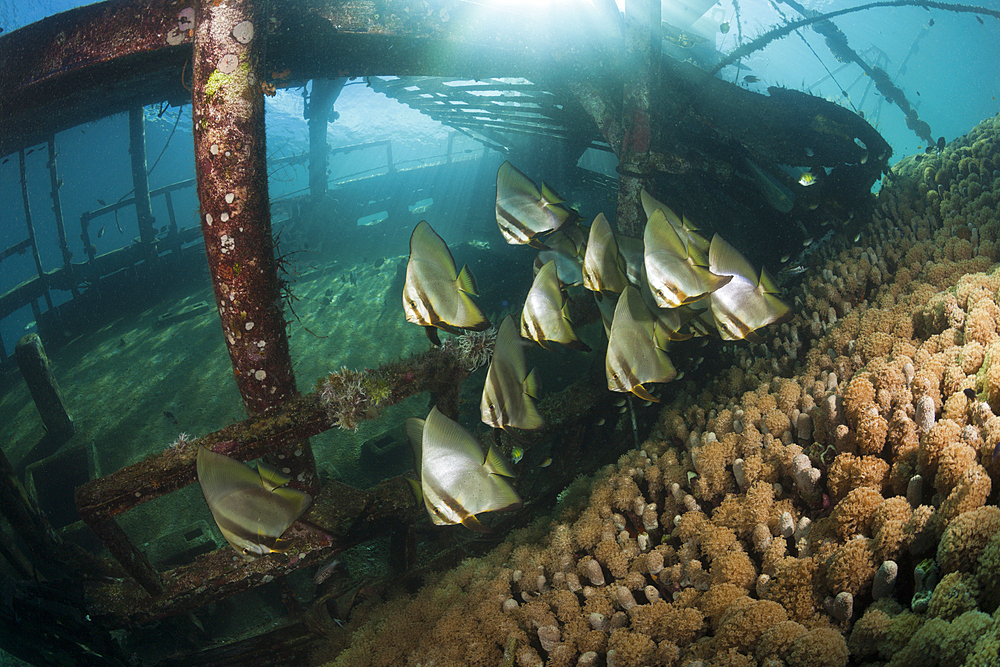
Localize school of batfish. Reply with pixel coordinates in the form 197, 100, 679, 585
399, 161, 792, 531
194, 160, 794, 555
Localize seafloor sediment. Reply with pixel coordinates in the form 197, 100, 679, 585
317, 113, 1000, 667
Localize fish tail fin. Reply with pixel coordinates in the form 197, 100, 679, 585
484, 445, 516, 478
455, 264, 479, 295
540, 181, 565, 205
523, 368, 541, 399
758, 267, 781, 294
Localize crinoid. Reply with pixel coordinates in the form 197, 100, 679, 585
454, 326, 498, 372
317, 367, 369, 431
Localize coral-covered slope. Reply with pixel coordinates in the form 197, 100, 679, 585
319, 113, 1000, 667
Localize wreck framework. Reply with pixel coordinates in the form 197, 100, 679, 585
0, 0, 895, 663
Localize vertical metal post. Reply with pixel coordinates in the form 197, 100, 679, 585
614, 0, 659, 237
0, 445, 64, 575
19, 149, 54, 311
46, 137, 77, 297
163, 190, 181, 257
192, 0, 317, 492
305, 78, 345, 202
128, 106, 158, 254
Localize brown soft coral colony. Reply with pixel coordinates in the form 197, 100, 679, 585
321, 113, 1000, 666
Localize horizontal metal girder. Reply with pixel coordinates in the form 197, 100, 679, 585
0, 0, 622, 157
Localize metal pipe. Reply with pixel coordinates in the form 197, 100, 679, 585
19, 149, 54, 311
46, 137, 77, 297
192, 0, 317, 492
128, 105, 158, 255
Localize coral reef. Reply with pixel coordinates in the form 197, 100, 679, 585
318, 112, 1000, 666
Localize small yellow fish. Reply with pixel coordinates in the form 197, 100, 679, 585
744, 75, 759, 83
511, 446, 524, 464
798, 171, 817, 186
720, 21, 730, 33
538, 457, 552, 468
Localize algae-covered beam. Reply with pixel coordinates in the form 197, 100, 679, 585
192, 0, 318, 493
75, 345, 467, 523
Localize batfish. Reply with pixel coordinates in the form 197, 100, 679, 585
481, 316, 544, 431
197, 445, 313, 561
403, 220, 490, 345
407, 406, 521, 531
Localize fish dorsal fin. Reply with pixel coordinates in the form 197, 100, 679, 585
197, 445, 263, 507
640, 189, 680, 228
709, 233, 757, 282
411, 220, 459, 280
494, 315, 528, 380
484, 445, 516, 478
256, 461, 292, 491
536, 258, 561, 293
456, 264, 479, 296
406, 417, 426, 463
424, 406, 484, 463
759, 266, 780, 294
540, 181, 565, 205
645, 209, 689, 259
499, 161, 541, 200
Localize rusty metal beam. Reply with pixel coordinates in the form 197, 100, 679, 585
75, 345, 465, 522
0, 0, 620, 157
86, 475, 420, 628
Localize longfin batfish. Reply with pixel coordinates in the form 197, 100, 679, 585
640, 189, 710, 256
495, 161, 575, 247
644, 208, 731, 309
582, 213, 630, 295
707, 234, 792, 342
406, 406, 522, 531
606, 285, 678, 402
404, 220, 490, 345
482, 315, 545, 431
197, 445, 313, 561
521, 260, 591, 352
